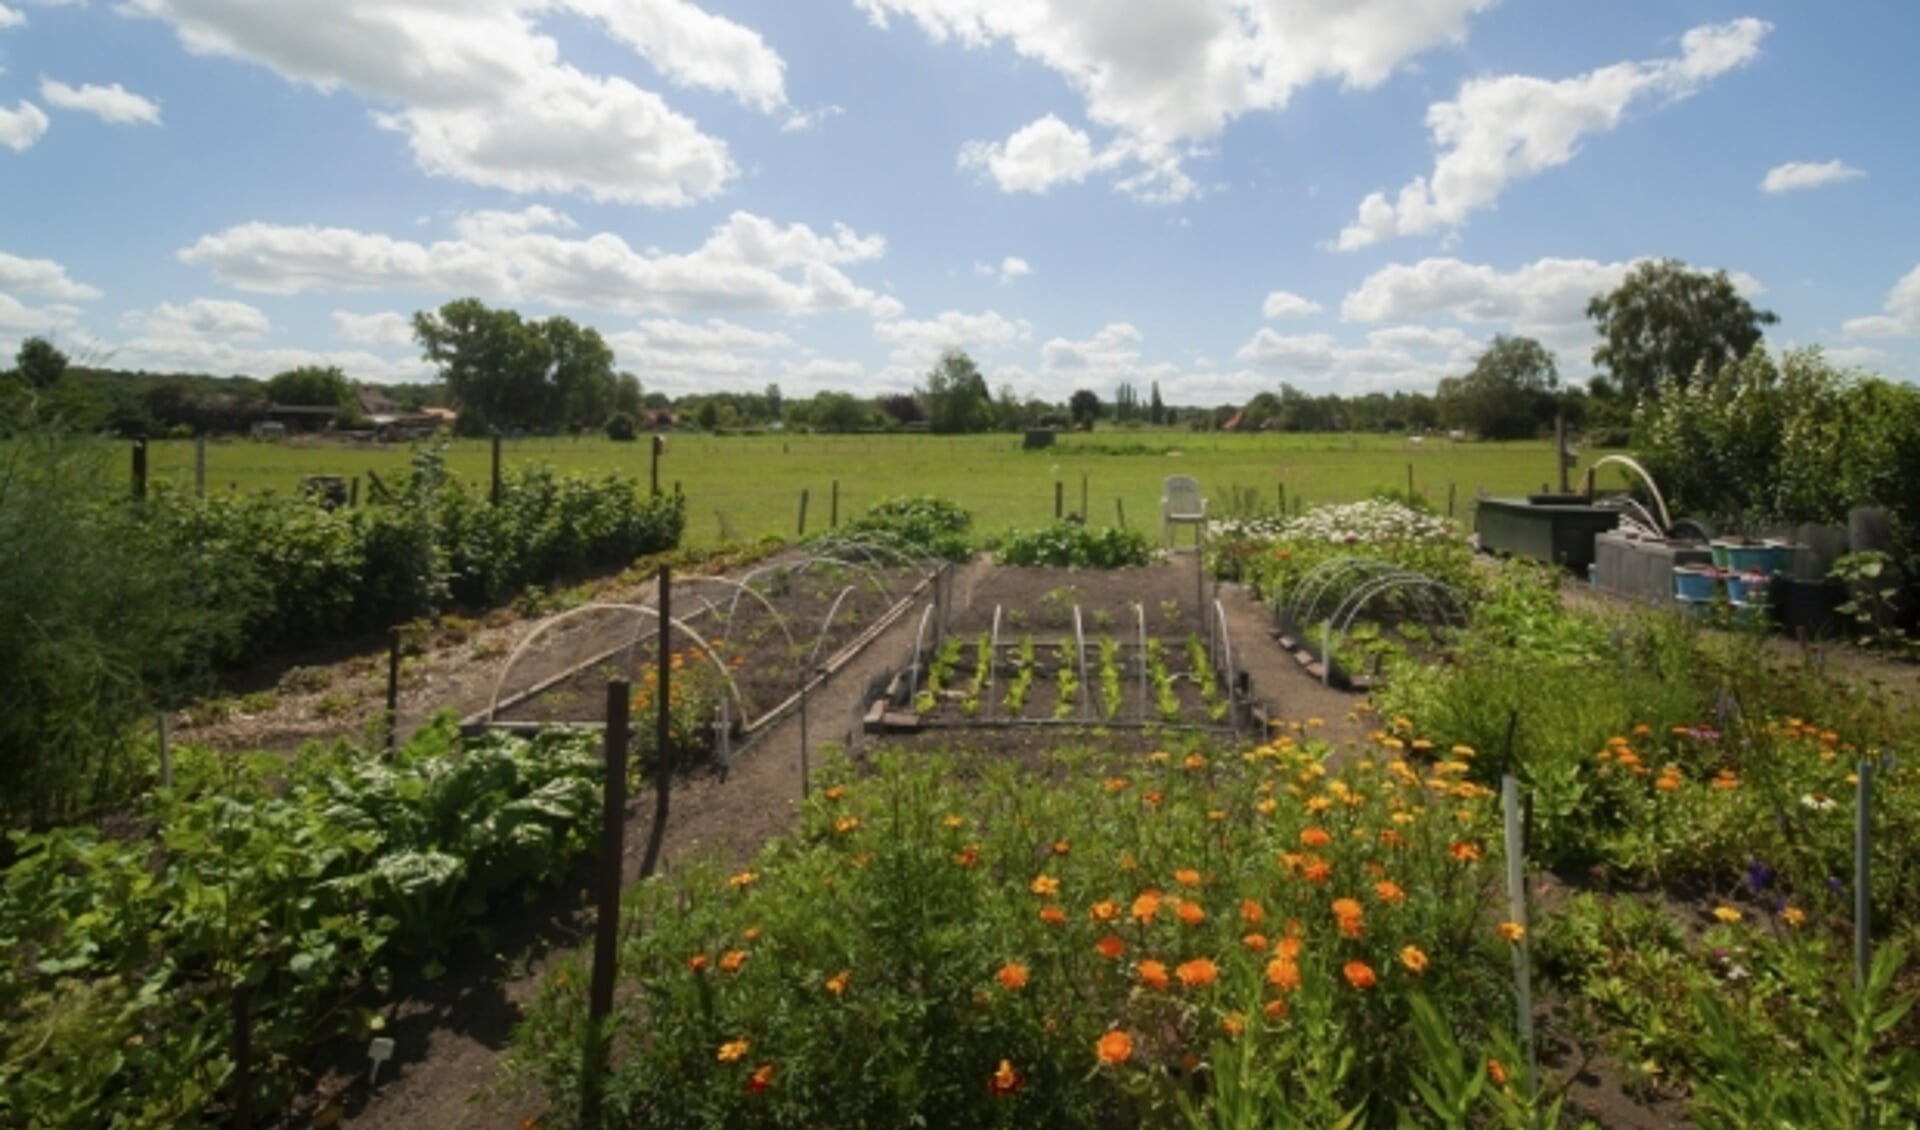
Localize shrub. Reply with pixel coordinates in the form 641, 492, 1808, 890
995, 523, 1154, 569
606, 412, 638, 442
818, 494, 973, 561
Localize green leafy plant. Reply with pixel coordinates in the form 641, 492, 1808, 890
996, 523, 1154, 569
1055, 643, 1081, 720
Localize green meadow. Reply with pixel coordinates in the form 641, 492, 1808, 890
134, 431, 1638, 547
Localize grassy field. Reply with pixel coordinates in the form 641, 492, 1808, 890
133, 431, 1639, 546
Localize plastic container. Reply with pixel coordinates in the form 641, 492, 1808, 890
1761, 540, 1800, 577
1672, 565, 1719, 602
1725, 571, 1770, 605
1715, 541, 1771, 573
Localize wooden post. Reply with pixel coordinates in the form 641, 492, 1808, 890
385, 628, 402, 758
194, 435, 207, 498
349, 477, 360, 508
638, 568, 673, 881
131, 440, 148, 503
490, 433, 503, 506
1585, 465, 1596, 499
1448, 482, 1457, 518
1277, 481, 1285, 515
1406, 462, 1414, 500
581, 680, 630, 1130
1115, 498, 1126, 530
650, 435, 664, 497
1054, 481, 1064, 521
797, 488, 810, 537
830, 480, 839, 529
232, 985, 252, 1130
1555, 413, 1569, 494
1080, 472, 1088, 521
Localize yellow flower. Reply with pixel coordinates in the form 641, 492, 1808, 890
719, 950, 748, 973
1400, 945, 1429, 973
944, 814, 966, 829
823, 785, 846, 802
1090, 899, 1120, 923
728, 871, 757, 888
1030, 875, 1061, 897
1498, 921, 1526, 944
834, 816, 861, 834
1712, 906, 1742, 924
1174, 868, 1203, 888
1783, 906, 1807, 928
1052, 839, 1071, 856
825, 970, 850, 996
717, 1038, 750, 1063
1221, 1011, 1246, 1039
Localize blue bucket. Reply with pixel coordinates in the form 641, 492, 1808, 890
1726, 571, 1770, 604
1673, 566, 1718, 602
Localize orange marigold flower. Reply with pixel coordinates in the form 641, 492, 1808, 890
717, 1038, 750, 1063
1040, 904, 1068, 926
997, 962, 1029, 991
1487, 1058, 1509, 1086
953, 843, 981, 868
1103, 777, 1131, 794
747, 1063, 775, 1093
1275, 936, 1303, 961
1498, 921, 1526, 943
834, 816, 861, 834
1090, 899, 1120, 922
1331, 897, 1364, 920
1400, 945, 1429, 973
1380, 829, 1404, 848
1343, 960, 1377, 990
1095, 933, 1127, 960
1712, 905, 1742, 924
1175, 958, 1219, 989
988, 1059, 1021, 1096
1184, 753, 1208, 771
1143, 791, 1164, 808
1052, 839, 1071, 856
1256, 797, 1279, 816
1137, 960, 1170, 991
944, 814, 966, 829
1301, 858, 1332, 885
825, 970, 850, 996
742, 926, 760, 941
1176, 900, 1206, 926
1449, 841, 1483, 864
729, 871, 757, 888
1712, 770, 1740, 790
1239, 898, 1267, 925
1373, 880, 1406, 905
1096, 1030, 1133, 1066
1300, 827, 1332, 848
1221, 1011, 1246, 1039
1263, 998, 1289, 1021
1030, 875, 1061, 897
1174, 868, 1203, 888
1265, 958, 1302, 992
1783, 906, 1807, 928
1242, 932, 1269, 952
1130, 892, 1162, 924
719, 950, 748, 974
687, 953, 710, 973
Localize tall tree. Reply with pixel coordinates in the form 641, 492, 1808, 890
922, 349, 995, 434
1148, 381, 1165, 425
1436, 334, 1559, 441
1587, 259, 1778, 400
14, 337, 69, 391
542, 316, 616, 430
1068, 389, 1102, 431
413, 299, 553, 434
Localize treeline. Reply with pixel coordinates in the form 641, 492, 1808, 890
4, 259, 1785, 442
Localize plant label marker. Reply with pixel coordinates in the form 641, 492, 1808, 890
1502, 775, 1539, 1106
366, 1037, 395, 1085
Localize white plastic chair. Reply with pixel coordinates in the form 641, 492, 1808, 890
1162, 476, 1207, 547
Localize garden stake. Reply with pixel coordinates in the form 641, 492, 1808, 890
830, 479, 839, 528
1502, 775, 1540, 1111
582, 679, 630, 1130
638, 566, 673, 881
1855, 758, 1872, 994
385, 627, 402, 758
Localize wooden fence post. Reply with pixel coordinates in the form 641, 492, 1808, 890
798, 489, 810, 537
638, 568, 673, 881
490, 433, 503, 506
131, 440, 148, 503
580, 680, 631, 1130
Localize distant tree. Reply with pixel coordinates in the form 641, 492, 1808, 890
265, 365, 353, 410
809, 391, 872, 433
605, 411, 638, 441
1068, 389, 1102, 431
413, 299, 552, 435
15, 337, 68, 391
1587, 259, 1778, 401
695, 400, 721, 432
1240, 391, 1283, 431
1437, 334, 1559, 441
764, 382, 783, 422
542, 316, 616, 430
994, 383, 1024, 431
877, 393, 923, 427
1148, 381, 1165, 425
613, 372, 644, 419
923, 350, 995, 434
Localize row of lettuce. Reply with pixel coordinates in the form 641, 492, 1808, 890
0, 717, 605, 1127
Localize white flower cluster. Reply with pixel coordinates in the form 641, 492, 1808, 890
1275, 500, 1456, 544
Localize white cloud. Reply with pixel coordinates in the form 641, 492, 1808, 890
1337, 18, 1771, 250
39, 78, 163, 125
1041, 322, 1143, 372
122, 298, 271, 339
331, 310, 415, 347
0, 6, 25, 30
113, 336, 431, 383
959, 114, 1111, 193
178, 207, 898, 318
873, 309, 1031, 367
0, 100, 49, 150
865, 0, 1493, 199
119, 0, 794, 205
1262, 290, 1322, 319
1842, 264, 1920, 338
627, 317, 794, 352
1761, 159, 1864, 194
597, 317, 798, 396
974, 255, 1032, 285
0, 294, 84, 336
1364, 325, 1474, 354
1823, 345, 1884, 369
0, 250, 101, 300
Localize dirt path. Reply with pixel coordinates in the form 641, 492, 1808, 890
1211, 573, 1373, 751
331, 577, 926, 1129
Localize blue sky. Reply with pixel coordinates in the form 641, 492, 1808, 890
2, 0, 1915, 402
